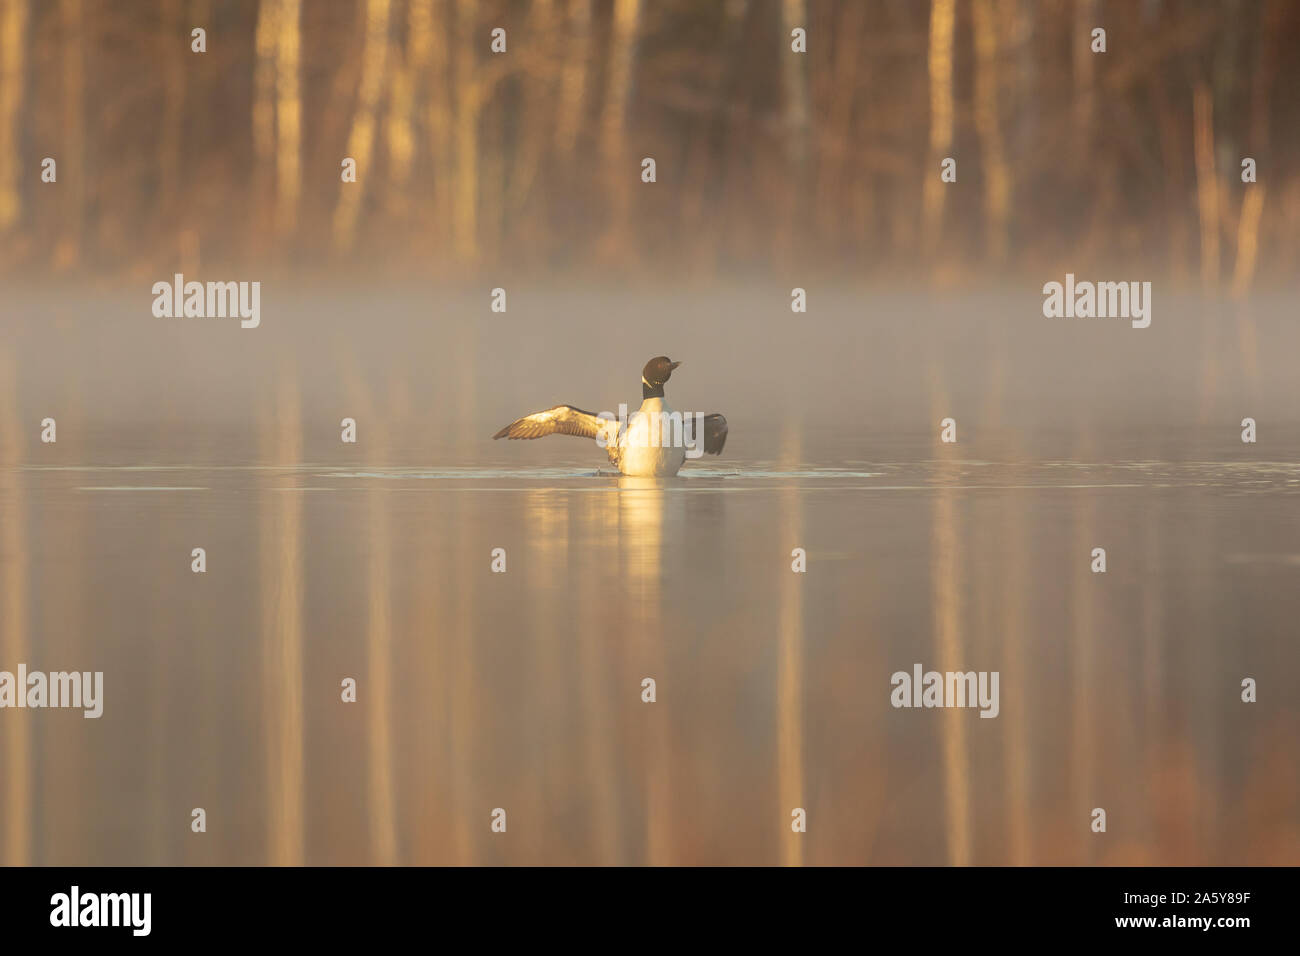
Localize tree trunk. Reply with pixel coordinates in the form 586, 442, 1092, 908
776, 0, 808, 266
507, 0, 557, 214
59, 0, 85, 265
922, 0, 955, 257
452, 0, 478, 262
253, 0, 279, 233
554, 0, 590, 164
415, 0, 453, 253
385, 0, 418, 203
1072, 0, 1097, 156
275, 0, 302, 237
973, 0, 1010, 262
600, 0, 641, 161
598, 0, 641, 258
779, 0, 808, 169
1232, 0, 1283, 298
1192, 82, 1220, 292
333, 0, 392, 253
0, 0, 28, 233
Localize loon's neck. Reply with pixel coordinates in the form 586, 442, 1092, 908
642, 381, 664, 399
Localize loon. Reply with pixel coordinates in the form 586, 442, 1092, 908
492, 356, 728, 477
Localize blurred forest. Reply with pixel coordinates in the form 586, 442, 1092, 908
0, 0, 1296, 285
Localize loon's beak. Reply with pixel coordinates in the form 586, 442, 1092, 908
669, 361, 682, 370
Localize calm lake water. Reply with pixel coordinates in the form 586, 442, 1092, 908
1, 287, 1298, 864
2, 443, 1297, 865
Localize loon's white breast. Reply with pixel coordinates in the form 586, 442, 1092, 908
613, 396, 689, 478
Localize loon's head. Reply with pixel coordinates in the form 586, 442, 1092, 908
642, 356, 681, 389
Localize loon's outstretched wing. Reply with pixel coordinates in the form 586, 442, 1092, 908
493, 405, 612, 442
701, 413, 728, 455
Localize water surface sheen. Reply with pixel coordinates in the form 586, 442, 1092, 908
3, 450, 1297, 865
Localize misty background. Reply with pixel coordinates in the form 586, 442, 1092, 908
0, 0, 1296, 457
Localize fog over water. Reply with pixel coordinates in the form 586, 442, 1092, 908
7, 283, 1300, 462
